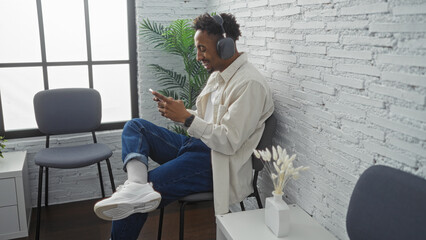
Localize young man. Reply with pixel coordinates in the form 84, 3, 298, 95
94, 13, 274, 239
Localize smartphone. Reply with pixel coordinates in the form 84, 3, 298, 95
150, 88, 162, 102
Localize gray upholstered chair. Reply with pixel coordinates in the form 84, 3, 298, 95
157, 114, 277, 240
346, 165, 426, 240
33, 88, 116, 240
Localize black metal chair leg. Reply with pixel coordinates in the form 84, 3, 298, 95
45, 167, 49, 207
255, 190, 263, 209
158, 207, 164, 240
36, 166, 43, 240
179, 202, 188, 240
253, 171, 263, 208
240, 201, 245, 211
97, 162, 105, 198
106, 159, 116, 192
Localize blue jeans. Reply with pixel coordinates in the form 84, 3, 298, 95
111, 119, 213, 240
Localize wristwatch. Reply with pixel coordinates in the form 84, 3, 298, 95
184, 114, 195, 127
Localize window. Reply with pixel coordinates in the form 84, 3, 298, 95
0, 0, 137, 138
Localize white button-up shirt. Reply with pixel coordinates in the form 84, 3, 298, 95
187, 53, 274, 214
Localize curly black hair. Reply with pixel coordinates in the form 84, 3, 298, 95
193, 13, 241, 41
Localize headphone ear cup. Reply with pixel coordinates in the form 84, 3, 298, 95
217, 38, 235, 60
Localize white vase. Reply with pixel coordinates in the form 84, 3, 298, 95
264, 191, 290, 237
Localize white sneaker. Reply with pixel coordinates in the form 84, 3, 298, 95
94, 181, 161, 221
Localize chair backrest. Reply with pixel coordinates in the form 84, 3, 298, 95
346, 165, 426, 240
252, 114, 277, 171
33, 88, 102, 135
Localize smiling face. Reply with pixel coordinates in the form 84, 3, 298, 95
194, 30, 226, 73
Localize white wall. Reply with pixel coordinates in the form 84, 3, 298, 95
205, 0, 426, 239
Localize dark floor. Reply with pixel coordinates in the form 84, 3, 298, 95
17, 199, 216, 240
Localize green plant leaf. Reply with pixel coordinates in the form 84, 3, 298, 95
139, 19, 167, 49
0, 136, 6, 158
149, 64, 187, 89
168, 125, 188, 136
158, 89, 179, 100
163, 19, 195, 57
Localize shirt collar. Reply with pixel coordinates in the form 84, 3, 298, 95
218, 52, 247, 83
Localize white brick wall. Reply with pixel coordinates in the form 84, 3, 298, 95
4, 1, 426, 239
393, 4, 426, 15
307, 34, 339, 43
340, 3, 388, 15
342, 36, 394, 47
207, 1, 426, 239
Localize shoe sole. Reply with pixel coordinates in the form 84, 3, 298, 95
94, 196, 161, 221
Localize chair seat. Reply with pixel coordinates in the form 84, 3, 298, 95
179, 192, 213, 202
34, 143, 113, 169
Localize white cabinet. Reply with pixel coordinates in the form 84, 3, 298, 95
0, 151, 31, 240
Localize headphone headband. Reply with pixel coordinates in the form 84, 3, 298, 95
212, 15, 226, 38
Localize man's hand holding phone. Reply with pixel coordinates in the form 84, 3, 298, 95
149, 89, 191, 123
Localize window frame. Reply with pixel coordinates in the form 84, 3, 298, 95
0, 0, 138, 139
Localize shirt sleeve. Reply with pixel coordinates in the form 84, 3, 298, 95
187, 109, 198, 117
187, 80, 270, 155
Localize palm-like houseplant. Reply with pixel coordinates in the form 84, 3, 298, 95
139, 18, 209, 134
